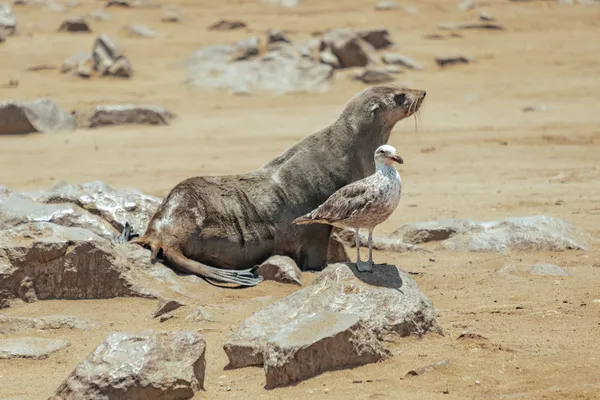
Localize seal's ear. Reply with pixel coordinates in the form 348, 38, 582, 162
370, 103, 381, 119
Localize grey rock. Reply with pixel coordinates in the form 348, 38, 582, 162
0, 314, 100, 334
207, 19, 246, 30
105, 0, 130, 7
186, 306, 212, 322
58, 16, 91, 33
375, 0, 399, 10
60, 52, 91, 74
264, 312, 389, 388
262, 0, 301, 7
406, 359, 450, 377
153, 298, 185, 318
267, 29, 291, 44
0, 4, 17, 36
92, 34, 133, 78
232, 37, 260, 61
186, 42, 333, 95
438, 21, 505, 31
161, 8, 181, 22
257, 255, 302, 285
126, 24, 157, 38
479, 11, 495, 21
522, 104, 549, 112
354, 67, 396, 84
319, 50, 340, 68
89, 9, 111, 20
88, 104, 175, 128
435, 55, 472, 67
224, 262, 440, 368
397, 216, 588, 252
322, 29, 376, 68
0, 337, 70, 359
497, 263, 569, 277
381, 52, 422, 70
0, 99, 76, 135
358, 27, 393, 49
50, 331, 206, 399
457, 0, 473, 11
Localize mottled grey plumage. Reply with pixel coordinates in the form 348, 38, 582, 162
293, 145, 403, 272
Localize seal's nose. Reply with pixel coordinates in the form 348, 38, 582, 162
422, 91, 427, 98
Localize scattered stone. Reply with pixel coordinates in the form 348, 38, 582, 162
18, 276, 37, 302
358, 27, 393, 49
381, 52, 423, 70
74, 63, 91, 78
522, 104, 548, 112
159, 313, 174, 322
161, 8, 181, 22
438, 21, 505, 31
0, 314, 100, 334
406, 359, 450, 377
0, 337, 70, 359
58, 16, 91, 33
231, 36, 260, 61
262, 0, 301, 7
497, 263, 569, 277
319, 50, 340, 68
457, 331, 488, 341
153, 298, 185, 318
435, 55, 472, 67
105, 0, 130, 7
50, 331, 206, 399
208, 19, 246, 30
257, 255, 302, 285
355, 67, 396, 84
457, 0, 473, 11
88, 104, 175, 128
264, 312, 389, 389
89, 8, 110, 20
375, 0, 399, 10
224, 263, 440, 368
0, 4, 17, 36
125, 24, 157, 38
186, 306, 212, 322
60, 52, 91, 74
267, 29, 291, 45
479, 11, 495, 21
0, 99, 76, 135
92, 34, 133, 78
26, 64, 57, 71
321, 29, 376, 68
396, 216, 588, 252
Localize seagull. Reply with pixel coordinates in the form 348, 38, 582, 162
293, 144, 404, 272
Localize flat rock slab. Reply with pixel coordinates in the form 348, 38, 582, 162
51, 331, 206, 399
224, 262, 440, 368
257, 255, 302, 285
395, 216, 588, 252
0, 314, 100, 334
0, 99, 76, 135
0, 337, 70, 359
264, 312, 388, 388
88, 104, 175, 128
497, 263, 569, 277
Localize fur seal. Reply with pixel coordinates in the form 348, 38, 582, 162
131, 85, 426, 286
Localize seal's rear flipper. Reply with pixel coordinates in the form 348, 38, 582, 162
165, 251, 264, 287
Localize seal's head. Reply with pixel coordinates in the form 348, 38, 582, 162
340, 85, 426, 135
374, 144, 403, 166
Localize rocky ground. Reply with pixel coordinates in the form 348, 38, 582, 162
1, 0, 600, 399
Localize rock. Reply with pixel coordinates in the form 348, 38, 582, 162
0, 4, 17, 36
457, 0, 473, 11
334, 229, 429, 253
497, 263, 569, 277
381, 52, 423, 70
125, 24, 157, 38
522, 104, 549, 112
50, 331, 206, 399
224, 263, 440, 368
161, 8, 181, 22
0, 337, 70, 359
435, 55, 472, 67
396, 216, 588, 252
264, 312, 389, 388
231, 37, 260, 61
267, 29, 291, 45
319, 50, 340, 68
0, 314, 100, 334
26, 64, 57, 71
186, 42, 333, 95
153, 298, 185, 318
105, 0, 130, 7
438, 21, 505, 31
406, 359, 450, 377
321, 29, 376, 68
354, 67, 396, 84
375, 0, 399, 10
58, 16, 91, 33
257, 255, 302, 285
74, 63, 91, 78
0, 99, 76, 135
262, 0, 301, 7
92, 34, 133, 78
88, 104, 175, 128
358, 27, 393, 49
60, 52, 91, 74
479, 11, 495, 21
186, 306, 212, 322
208, 19, 246, 30
89, 9, 110, 20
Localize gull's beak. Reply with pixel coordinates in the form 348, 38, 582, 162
390, 154, 404, 164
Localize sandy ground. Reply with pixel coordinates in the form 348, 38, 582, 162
1, 0, 600, 398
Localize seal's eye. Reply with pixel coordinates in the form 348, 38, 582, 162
393, 93, 406, 105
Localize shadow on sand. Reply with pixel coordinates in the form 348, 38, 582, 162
343, 262, 403, 291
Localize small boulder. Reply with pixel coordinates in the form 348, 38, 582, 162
58, 16, 91, 33
358, 27, 393, 49
375, 0, 399, 10
435, 55, 472, 67
497, 263, 569, 277
125, 24, 157, 38
231, 37, 260, 61
0, 99, 76, 135
457, 0, 473, 11
354, 67, 396, 84
0, 314, 100, 334
88, 104, 175, 128
50, 331, 206, 399
208, 19, 246, 30
257, 255, 302, 285
105, 0, 131, 7
92, 34, 133, 78
0, 337, 70, 359
186, 306, 212, 322
319, 50, 340, 68
60, 52, 91, 74
224, 262, 440, 368
322, 29, 376, 68
0, 4, 17, 36
161, 8, 181, 22
267, 29, 291, 45
89, 9, 111, 20
381, 52, 423, 70
153, 298, 185, 318
264, 312, 389, 388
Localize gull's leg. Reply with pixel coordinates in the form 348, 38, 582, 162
356, 227, 373, 273
367, 228, 374, 265
355, 228, 361, 264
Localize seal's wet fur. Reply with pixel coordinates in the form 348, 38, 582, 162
131, 86, 426, 286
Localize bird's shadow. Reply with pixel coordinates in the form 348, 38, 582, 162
343, 262, 403, 291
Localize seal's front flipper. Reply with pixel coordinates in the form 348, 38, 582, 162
114, 222, 139, 244
164, 251, 264, 287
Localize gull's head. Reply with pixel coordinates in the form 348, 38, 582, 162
374, 144, 403, 166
